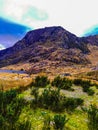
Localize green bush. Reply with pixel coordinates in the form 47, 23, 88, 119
82, 86, 95, 96
74, 79, 91, 87
73, 78, 94, 94
51, 76, 62, 88
0, 89, 25, 130
83, 105, 98, 130
31, 88, 39, 99
31, 88, 39, 108
31, 87, 84, 112
64, 97, 84, 111
4, 89, 18, 104
33, 76, 50, 87
0, 115, 5, 128
0, 89, 18, 116
87, 88, 95, 96
31, 87, 64, 112
4, 97, 25, 130
17, 120, 32, 130
73, 78, 83, 86
52, 76, 73, 90
53, 114, 68, 130
0, 89, 17, 104
42, 114, 51, 130
38, 87, 63, 111
82, 85, 90, 92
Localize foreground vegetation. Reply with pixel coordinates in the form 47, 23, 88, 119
0, 75, 98, 130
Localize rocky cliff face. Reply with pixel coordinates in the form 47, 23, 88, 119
0, 26, 98, 72
12, 26, 89, 53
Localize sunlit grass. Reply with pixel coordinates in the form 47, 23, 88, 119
17, 82, 98, 130
0, 73, 98, 129
0, 73, 32, 90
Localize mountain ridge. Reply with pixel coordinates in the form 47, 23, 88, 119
0, 26, 98, 74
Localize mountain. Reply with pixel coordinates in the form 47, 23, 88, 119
0, 26, 98, 74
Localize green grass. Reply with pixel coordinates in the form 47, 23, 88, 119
1, 75, 98, 130
18, 102, 89, 130
18, 103, 88, 130
67, 110, 88, 130
16, 83, 98, 130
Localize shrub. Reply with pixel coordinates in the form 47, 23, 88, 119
0, 89, 17, 104
42, 114, 51, 130
0, 89, 25, 130
53, 114, 68, 130
83, 105, 98, 130
31, 88, 39, 99
17, 120, 32, 130
0, 89, 18, 116
6, 97, 25, 125
4, 89, 18, 104
82, 85, 90, 92
31, 87, 84, 112
31, 87, 65, 112
52, 76, 62, 88
64, 97, 84, 111
73, 78, 94, 94
31, 88, 39, 107
33, 76, 50, 87
87, 88, 95, 96
73, 78, 83, 86
52, 76, 73, 90
62, 78, 73, 90
74, 79, 91, 87
0, 115, 5, 127
38, 87, 63, 111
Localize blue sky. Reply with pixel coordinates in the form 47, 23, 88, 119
0, 0, 98, 49
0, 18, 31, 48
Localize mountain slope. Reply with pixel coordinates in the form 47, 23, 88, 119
0, 26, 98, 74
0, 27, 89, 67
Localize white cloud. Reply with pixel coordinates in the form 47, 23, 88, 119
0, 0, 98, 36
0, 44, 5, 50
1, 0, 48, 23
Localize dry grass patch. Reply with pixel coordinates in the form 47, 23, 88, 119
0, 73, 32, 90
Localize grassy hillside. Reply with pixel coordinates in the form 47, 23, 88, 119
0, 75, 98, 130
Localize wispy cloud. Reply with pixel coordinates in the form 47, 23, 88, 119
0, 0, 48, 28
0, 0, 98, 36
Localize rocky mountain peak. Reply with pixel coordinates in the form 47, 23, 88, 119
13, 26, 89, 53
0, 26, 95, 69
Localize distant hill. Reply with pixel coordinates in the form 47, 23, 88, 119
0, 26, 98, 74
